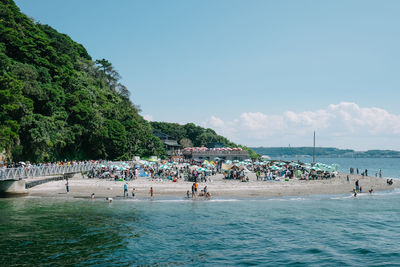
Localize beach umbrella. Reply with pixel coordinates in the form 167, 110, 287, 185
159, 165, 170, 170
189, 165, 199, 171
269, 165, 281, 171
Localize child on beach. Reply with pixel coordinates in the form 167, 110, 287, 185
150, 187, 154, 198
132, 188, 136, 198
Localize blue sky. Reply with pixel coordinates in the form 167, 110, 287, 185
15, 0, 400, 150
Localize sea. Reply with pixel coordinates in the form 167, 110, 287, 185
273, 156, 400, 179
1, 157, 400, 266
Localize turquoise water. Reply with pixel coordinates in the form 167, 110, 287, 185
1, 191, 400, 266
274, 157, 400, 178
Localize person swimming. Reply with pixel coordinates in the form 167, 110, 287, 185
369, 188, 374, 194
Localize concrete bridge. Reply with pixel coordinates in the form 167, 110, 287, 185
0, 162, 98, 195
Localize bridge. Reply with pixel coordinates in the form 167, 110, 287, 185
0, 161, 122, 195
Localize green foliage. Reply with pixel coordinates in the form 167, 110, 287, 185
0, 0, 165, 162
150, 121, 258, 158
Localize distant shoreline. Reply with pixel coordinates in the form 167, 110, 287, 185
251, 147, 400, 158
268, 155, 400, 159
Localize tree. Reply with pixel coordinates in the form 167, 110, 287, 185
0, 1, 166, 162
180, 138, 193, 148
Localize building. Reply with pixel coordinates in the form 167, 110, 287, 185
182, 147, 250, 161
153, 130, 181, 156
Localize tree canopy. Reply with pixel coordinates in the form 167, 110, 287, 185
0, 0, 165, 162
150, 121, 259, 159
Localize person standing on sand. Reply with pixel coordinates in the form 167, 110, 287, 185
132, 188, 136, 198
355, 180, 359, 192
150, 187, 154, 198
65, 178, 69, 193
191, 183, 195, 198
124, 183, 128, 198
194, 182, 198, 195
357, 168, 359, 175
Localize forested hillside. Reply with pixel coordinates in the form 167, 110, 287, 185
0, 0, 164, 162
151, 121, 259, 159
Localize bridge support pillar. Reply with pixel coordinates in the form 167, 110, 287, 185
0, 180, 27, 195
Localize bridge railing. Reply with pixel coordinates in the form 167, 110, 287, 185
0, 161, 138, 181
0, 162, 97, 181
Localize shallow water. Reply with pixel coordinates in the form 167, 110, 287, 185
1, 190, 400, 266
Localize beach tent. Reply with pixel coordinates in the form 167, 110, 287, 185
221, 163, 232, 171
295, 170, 303, 178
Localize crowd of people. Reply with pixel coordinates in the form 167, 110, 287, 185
2, 157, 396, 201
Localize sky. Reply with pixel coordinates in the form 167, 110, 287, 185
15, 0, 400, 150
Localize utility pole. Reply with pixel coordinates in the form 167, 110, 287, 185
312, 131, 316, 165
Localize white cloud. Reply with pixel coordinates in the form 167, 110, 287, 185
143, 114, 153, 121
202, 102, 400, 150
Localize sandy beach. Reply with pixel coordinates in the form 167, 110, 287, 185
28, 172, 399, 199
